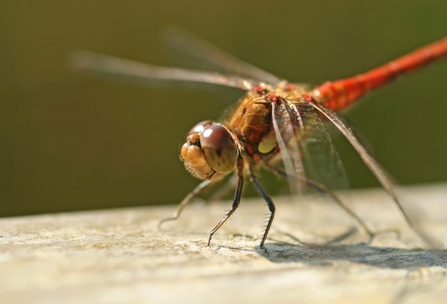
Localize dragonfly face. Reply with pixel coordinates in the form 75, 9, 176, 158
181, 120, 238, 182
180, 83, 303, 183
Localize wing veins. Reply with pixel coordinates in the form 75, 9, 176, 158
271, 99, 306, 195
310, 101, 440, 248
70, 50, 256, 91
164, 27, 284, 85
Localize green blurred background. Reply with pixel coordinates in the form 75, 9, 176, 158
1, 1, 446, 217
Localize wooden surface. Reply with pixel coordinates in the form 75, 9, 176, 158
1, 184, 447, 304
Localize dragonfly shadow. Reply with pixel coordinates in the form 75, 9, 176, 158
256, 241, 447, 270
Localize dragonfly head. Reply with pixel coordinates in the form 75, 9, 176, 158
180, 120, 238, 182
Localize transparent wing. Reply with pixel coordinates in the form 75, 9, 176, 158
269, 98, 375, 238
270, 97, 349, 197
163, 27, 284, 85
271, 98, 306, 196
310, 101, 440, 248
294, 101, 350, 190
69, 50, 256, 91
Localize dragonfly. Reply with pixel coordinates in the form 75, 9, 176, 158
71, 29, 447, 248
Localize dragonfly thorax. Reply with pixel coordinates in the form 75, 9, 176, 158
180, 120, 238, 181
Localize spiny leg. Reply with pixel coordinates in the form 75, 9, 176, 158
248, 164, 276, 248
158, 179, 212, 229
208, 158, 244, 246
207, 173, 238, 204
264, 162, 374, 241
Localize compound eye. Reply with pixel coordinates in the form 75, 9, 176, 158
200, 125, 237, 174
187, 120, 213, 136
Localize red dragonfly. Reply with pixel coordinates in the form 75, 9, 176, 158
72, 30, 447, 248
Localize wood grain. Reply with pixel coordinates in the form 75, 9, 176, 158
1, 184, 446, 303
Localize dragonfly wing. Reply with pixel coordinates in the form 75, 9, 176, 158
69, 50, 257, 91
293, 101, 350, 191
270, 99, 382, 239
310, 101, 440, 248
271, 97, 349, 196
310, 102, 396, 197
271, 99, 306, 196
163, 27, 284, 85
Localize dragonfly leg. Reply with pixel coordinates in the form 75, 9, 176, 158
248, 164, 276, 248
158, 179, 212, 229
206, 173, 238, 204
208, 158, 244, 246
264, 162, 374, 241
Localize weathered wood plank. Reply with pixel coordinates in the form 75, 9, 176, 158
1, 184, 446, 304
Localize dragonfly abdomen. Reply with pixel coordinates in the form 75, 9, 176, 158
313, 37, 447, 110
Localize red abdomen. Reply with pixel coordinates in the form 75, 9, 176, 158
313, 37, 447, 110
